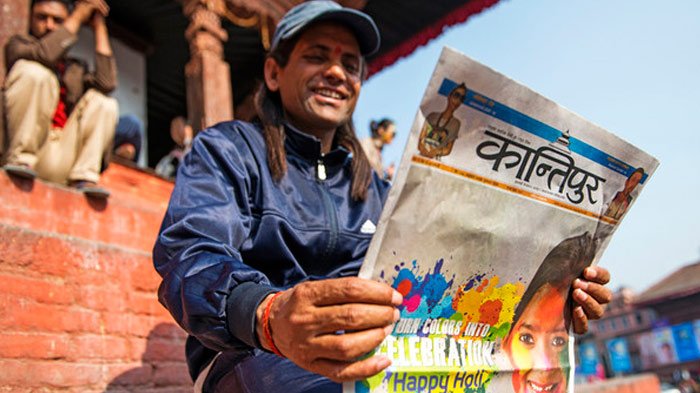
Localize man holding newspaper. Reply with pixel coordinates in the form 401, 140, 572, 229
153, 1, 612, 392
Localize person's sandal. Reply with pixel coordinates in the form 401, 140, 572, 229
69, 180, 110, 199
3, 163, 37, 180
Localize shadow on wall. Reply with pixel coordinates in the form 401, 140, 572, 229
104, 322, 193, 392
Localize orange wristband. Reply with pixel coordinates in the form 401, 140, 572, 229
262, 291, 284, 357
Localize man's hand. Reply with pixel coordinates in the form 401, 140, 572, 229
84, 1, 112, 56
90, 10, 107, 30
74, 0, 109, 22
572, 266, 612, 334
64, 0, 109, 33
256, 277, 402, 382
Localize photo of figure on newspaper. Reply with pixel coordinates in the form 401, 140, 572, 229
418, 83, 467, 159
603, 167, 646, 220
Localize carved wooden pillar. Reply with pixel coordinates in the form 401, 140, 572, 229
183, 0, 233, 133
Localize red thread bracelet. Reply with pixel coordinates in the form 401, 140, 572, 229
262, 291, 285, 357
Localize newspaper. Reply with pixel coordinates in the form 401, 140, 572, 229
347, 47, 659, 393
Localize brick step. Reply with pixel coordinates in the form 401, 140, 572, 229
0, 163, 193, 391
0, 163, 174, 253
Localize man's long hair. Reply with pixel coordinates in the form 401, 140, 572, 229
253, 34, 373, 201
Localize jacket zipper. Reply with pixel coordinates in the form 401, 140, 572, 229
317, 159, 327, 181
316, 157, 338, 262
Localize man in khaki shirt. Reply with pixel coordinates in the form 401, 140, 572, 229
2, 0, 118, 197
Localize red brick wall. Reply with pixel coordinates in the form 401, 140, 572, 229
0, 164, 193, 392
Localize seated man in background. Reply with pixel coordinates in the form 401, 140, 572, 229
155, 116, 192, 179
112, 114, 143, 163
2, 0, 117, 198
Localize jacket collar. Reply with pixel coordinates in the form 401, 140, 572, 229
283, 122, 349, 166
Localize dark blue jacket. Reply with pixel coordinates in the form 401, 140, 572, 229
153, 120, 390, 380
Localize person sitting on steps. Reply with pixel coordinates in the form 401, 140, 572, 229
2, 0, 118, 198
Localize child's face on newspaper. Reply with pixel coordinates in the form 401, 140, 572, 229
507, 284, 568, 393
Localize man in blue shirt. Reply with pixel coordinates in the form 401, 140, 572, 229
154, 2, 612, 392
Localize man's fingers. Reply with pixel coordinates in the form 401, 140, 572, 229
310, 355, 391, 383
570, 266, 611, 333
586, 282, 612, 305
94, 0, 109, 16
314, 304, 399, 333
74, 0, 108, 19
583, 266, 610, 285
298, 278, 402, 307
269, 279, 401, 381
84, 0, 109, 15
73, 1, 94, 14
573, 288, 605, 320
573, 279, 612, 305
572, 305, 589, 334
311, 325, 393, 361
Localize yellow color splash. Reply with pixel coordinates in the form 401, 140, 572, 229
453, 276, 525, 330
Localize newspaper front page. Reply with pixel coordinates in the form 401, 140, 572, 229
347, 47, 659, 393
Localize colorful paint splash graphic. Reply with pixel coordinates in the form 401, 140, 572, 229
356, 258, 525, 392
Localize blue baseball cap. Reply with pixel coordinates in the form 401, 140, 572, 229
271, 1, 380, 56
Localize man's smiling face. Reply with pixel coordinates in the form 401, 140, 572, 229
266, 22, 363, 138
